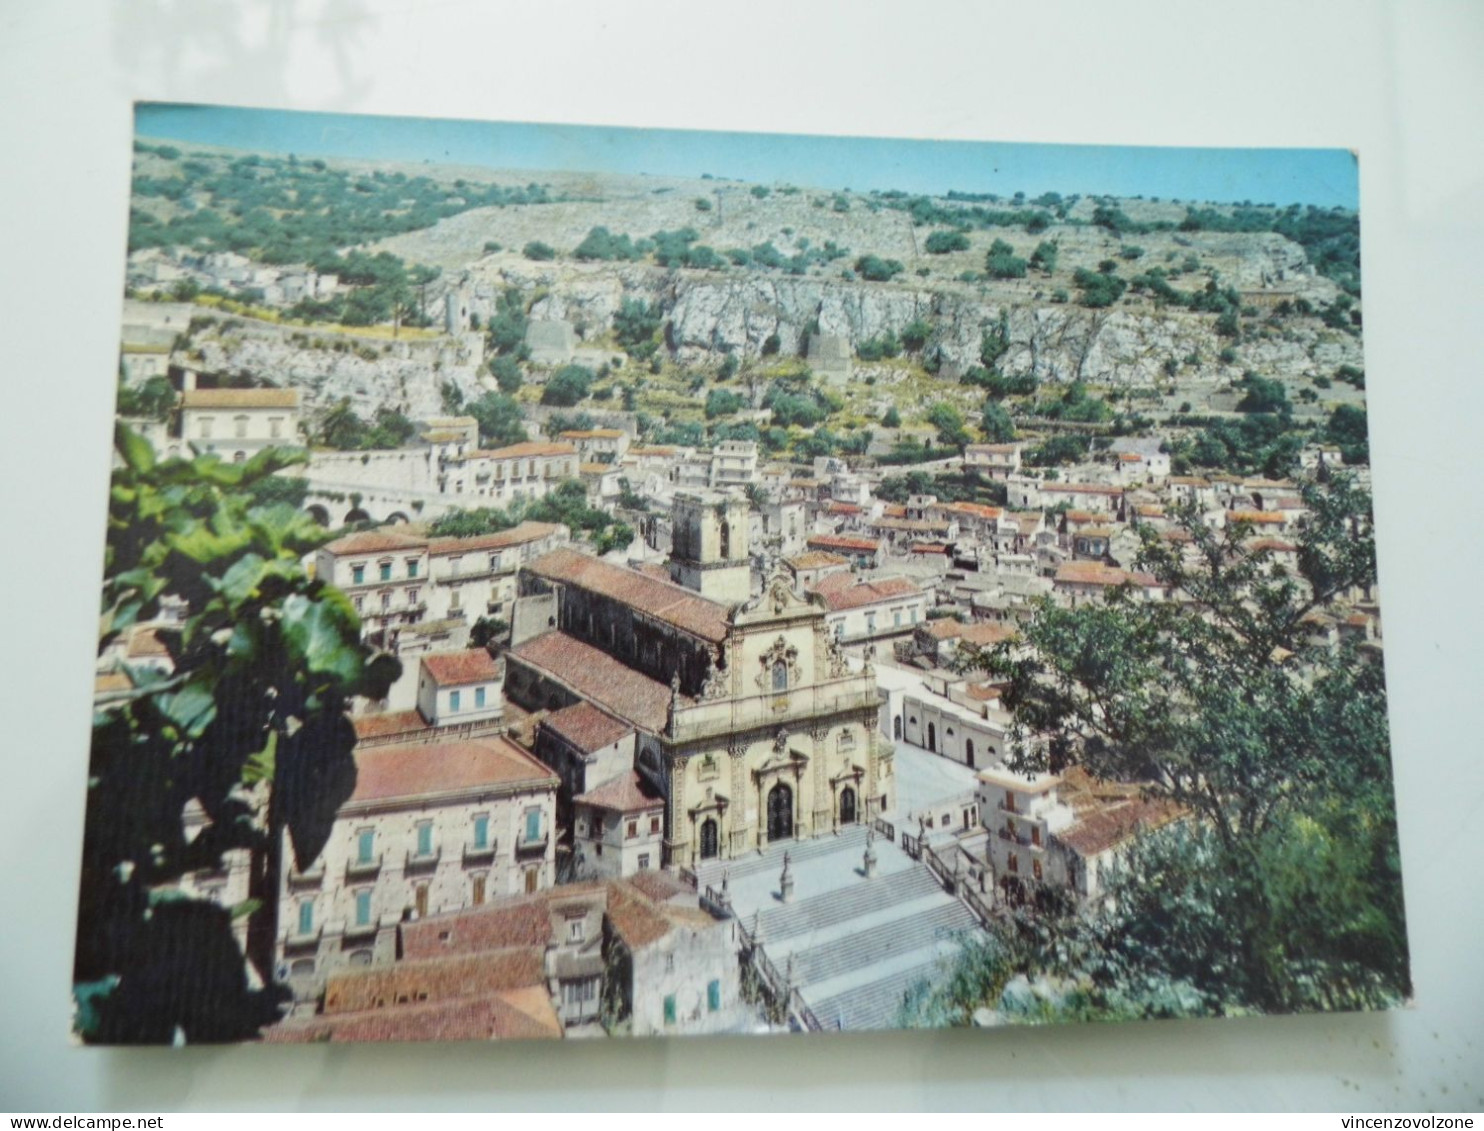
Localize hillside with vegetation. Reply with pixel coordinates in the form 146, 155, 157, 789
125, 139, 1367, 478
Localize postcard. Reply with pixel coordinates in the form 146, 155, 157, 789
76, 102, 1404, 1044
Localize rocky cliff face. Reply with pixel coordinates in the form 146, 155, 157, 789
536, 272, 1353, 388
192, 333, 487, 421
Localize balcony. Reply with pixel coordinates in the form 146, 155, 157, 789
463, 841, 497, 866
287, 861, 325, 889
514, 834, 548, 858
996, 827, 1045, 851
345, 852, 382, 880
405, 847, 442, 871
343, 917, 379, 942
282, 925, 322, 951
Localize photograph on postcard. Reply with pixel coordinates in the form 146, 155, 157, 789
77, 102, 1405, 1044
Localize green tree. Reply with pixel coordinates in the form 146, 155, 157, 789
116, 376, 178, 423
1072, 267, 1127, 308
704, 388, 745, 419
1029, 240, 1059, 273
76, 428, 399, 1043
953, 477, 1407, 1018
924, 230, 970, 255
465, 392, 528, 446
486, 287, 528, 357
491, 355, 524, 394
980, 399, 1016, 443
313, 397, 368, 450
1236, 372, 1291, 415
900, 318, 933, 352
613, 297, 662, 362
985, 239, 1028, 279
542, 365, 594, 407
522, 240, 555, 261
979, 314, 1011, 372
925, 402, 971, 452
881, 406, 902, 428
855, 254, 905, 282
1326, 404, 1370, 464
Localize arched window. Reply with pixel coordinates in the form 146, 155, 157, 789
965, 739, 975, 767
719, 520, 731, 560
772, 659, 788, 692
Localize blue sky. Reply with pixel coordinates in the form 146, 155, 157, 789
137, 102, 1359, 210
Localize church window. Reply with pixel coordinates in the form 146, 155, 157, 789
772, 660, 788, 692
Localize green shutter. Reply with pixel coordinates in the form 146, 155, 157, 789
708, 980, 721, 1012
298, 900, 313, 936
417, 824, 432, 856
355, 891, 371, 926
663, 995, 676, 1024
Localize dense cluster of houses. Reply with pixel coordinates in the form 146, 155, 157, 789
100, 363, 1382, 1039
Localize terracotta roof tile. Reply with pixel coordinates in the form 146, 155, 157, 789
349, 737, 556, 805
426, 521, 563, 557
511, 632, 676, 733
526, 548, 730, 642
323, 529, 428, 556
575, 770, 664, 812
352, 709, 429, 741
1228, 510, 1286, 525
927, 620, 1017, 646
181, 388, 299, 409
812, 575, 922, 612
421, 650, 501, 687
264, 991, 561, 1043
400, 886, 607, 960
543, 702, 634, 753
324, 950, 545, 1014
807, 534, 880, 554
785, 551, 850, 571
1054, 562, 1159, 588
607, 880, 716, 951
466, 441, 576, 461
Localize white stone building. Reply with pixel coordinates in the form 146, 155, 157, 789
812, 574, 927, 647
181, 387, 301, 461
573, 771, 667, 880
443, 441, 578, 503
416, 650, 504, 729
276, 735, 559, 1000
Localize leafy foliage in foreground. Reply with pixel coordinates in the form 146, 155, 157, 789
77, 429, 399, 1043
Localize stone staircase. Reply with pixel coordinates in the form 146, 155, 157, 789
696, 825, 982, 1031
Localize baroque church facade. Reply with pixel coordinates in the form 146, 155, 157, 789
505, 491, 891, 871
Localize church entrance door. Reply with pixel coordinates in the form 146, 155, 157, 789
839, 786, 857, 826
766, 782, 793, 842
699, 818, 719, 860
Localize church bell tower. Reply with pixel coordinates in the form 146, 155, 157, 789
668, 491, 752, 604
